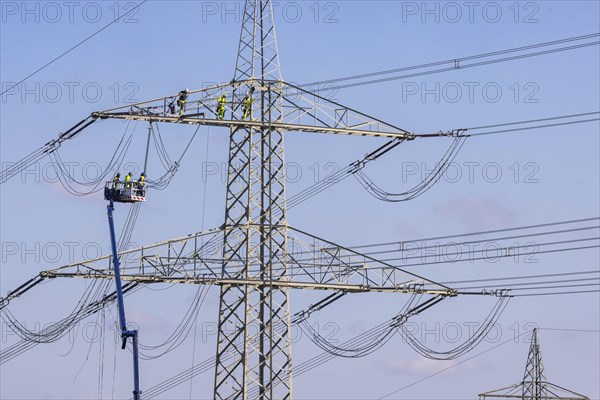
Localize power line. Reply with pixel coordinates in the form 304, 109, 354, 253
333, 42, 599, 91
466, 118, 599, 137
286, 113, 599, 210
512, 290, 600, 297
299, 33, 600, 91
454, 279, 600, 291
0, 0, 149, 96
137, 268, 599, 397
345, 243, 599, 270
287, 225, 600, 266
442, 270, 600, 285
465, 112, 600, 131
124, 276, 598, 397
270, 243, 600, 283
539, 328, 600, 333
301, 33, 599, 87
283, 290, 595, 398
262, 240, 599, 284
332, 227, 600, 263
376, 330, 531, 400
344, 217, 600, 251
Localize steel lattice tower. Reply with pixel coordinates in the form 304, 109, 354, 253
522, 328, 548, 399
479, 329, 589, 400
216, 1, 291, 398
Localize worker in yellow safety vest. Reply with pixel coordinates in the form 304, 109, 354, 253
177, 89, 189, 116
125, 172, 132, 190
217, 94, 227, 120
137, 172, 146, 196
242, 95, 252, 119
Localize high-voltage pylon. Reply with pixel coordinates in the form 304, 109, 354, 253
523, 328, 548, 399
216, 2, 291, 398
478, 328, 589, 400
0, 0, 506, 399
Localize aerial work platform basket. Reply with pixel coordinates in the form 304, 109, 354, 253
104, 181, 146, 203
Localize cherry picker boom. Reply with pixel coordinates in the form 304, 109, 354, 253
104, 180, 146, 400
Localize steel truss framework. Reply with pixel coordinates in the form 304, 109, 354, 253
41, 225, 459, 295
92, 80, 417, 139
1, 1, 491, 399
478, 329, 589, 400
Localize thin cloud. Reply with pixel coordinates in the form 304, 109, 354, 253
434, 195, 517, 229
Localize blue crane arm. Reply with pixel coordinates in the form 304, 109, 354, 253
107, 197, 142, 400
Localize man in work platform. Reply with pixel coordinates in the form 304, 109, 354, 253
216, 94, 227, 120
113, 172, 121, 188
111, 173, 122, 198
177, 89, 189, 116
125, 172, 132, 190
137, 172, 146, 196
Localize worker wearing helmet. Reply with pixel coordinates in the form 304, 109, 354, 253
217, 94, 227, 120
112, 172, 121, 196
137, 172, 146, 196
242, 95, 252, 120
125, 172, 132, 190
177, 89, 189, 116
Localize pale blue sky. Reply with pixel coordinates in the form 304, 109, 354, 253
1, 1, 599, 399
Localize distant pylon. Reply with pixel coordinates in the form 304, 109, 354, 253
478, 328, 589, 400
522, 328, 547, 399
